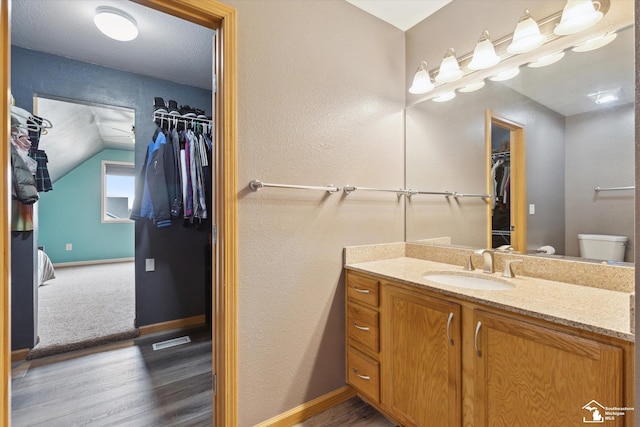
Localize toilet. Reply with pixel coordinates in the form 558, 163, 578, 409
578, 234, 628, 261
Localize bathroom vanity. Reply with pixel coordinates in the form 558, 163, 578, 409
344, 243, 634, 426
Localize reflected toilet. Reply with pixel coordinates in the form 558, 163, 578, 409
578, 234, 628, 262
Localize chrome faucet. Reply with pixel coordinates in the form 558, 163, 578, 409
474, 249, 494, 274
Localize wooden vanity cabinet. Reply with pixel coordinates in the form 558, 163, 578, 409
346, 271, 381, 404
345, 270, 634, 427
473, 309, 629, 427
382, 285, 461, 427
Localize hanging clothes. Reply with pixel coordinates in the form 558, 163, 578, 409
132, 99, 213, 229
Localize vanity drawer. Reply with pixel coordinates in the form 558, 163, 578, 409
347, 272, 380, 307
347, 302, 379, 353
347, 346, 380, 403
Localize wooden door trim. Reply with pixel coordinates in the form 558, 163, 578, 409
1, 0, 11, 423
486, 111, 526, 253
1, 0, 238, 425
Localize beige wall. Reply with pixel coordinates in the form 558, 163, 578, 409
222, 1, 405, 425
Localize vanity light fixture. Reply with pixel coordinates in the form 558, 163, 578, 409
572, 32, 617, 52
507, 9, 546, 55
432, 91, 456, 102
554, 0, 603, 36
458, 80, 486, 93
94, 6, 139, 41
489, 67, 520, 82
527, 51, 565, 68
435, 48, 464, 84
408, 61, 435, 94
468, 31, 501, 70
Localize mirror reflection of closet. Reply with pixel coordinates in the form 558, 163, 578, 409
487, 111, 526, 252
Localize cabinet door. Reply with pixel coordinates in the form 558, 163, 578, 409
473, 310, 626, 426
382, 285, 461, 427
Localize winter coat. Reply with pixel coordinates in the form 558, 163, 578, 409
11, 144, 38, 204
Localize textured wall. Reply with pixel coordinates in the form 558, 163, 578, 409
565, 103, 635, 261
37, 149, 134, 263
406, 82, 566, 253
222, 0, 405, 424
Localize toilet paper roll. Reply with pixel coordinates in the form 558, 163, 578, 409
537, 245, 556, 255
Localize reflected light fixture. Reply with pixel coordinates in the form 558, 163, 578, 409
468, 30, 500, 70
572, 32, 617, 52
408, 61, 435, 94
489, 67, 520, 82
528, 51, 565, 68
94, 6, 139, 41
435, 48, 464, 84
588, 88, 620, 105
554, 0, 603, 36
432, 91, 456, 102
507, 9, 546, 55
458, 80, 485, 93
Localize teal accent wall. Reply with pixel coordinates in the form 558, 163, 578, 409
38, 149, 135, 263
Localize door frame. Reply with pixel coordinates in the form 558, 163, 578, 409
485, 110, 526, 253
0, 0, 238, 425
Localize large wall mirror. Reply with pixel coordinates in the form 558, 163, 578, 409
406, 21, 634, 263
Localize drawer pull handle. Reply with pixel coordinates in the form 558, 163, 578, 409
474, 321, 482, 357
353, 368, 370, 380
353, 322, 370, 331
446, 312, 454, 346
353, 287, 370, 294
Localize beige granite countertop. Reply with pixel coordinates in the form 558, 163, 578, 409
345, 256, 634, 342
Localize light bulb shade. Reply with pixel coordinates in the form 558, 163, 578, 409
489, 67, 520, 82
554, 0, 603, 36
432, 91, 456, 102
527, 51, 565, 68
409, 62, 434, 94
435, 49, 463, 84
468, 31, 500, 70
94, 6, 139, 41
572, 32, 617, 52
508, 10, 546, 54
458, 80, 485, 93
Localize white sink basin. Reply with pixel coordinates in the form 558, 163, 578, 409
424, 273, 514, 291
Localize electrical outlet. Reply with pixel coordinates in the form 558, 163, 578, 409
529, 204, 535, 215
65, 243, 72, 251
145, 258, 155, 272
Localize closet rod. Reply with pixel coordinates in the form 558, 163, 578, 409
594, 186, 635, 192
343, 185, 406, 195
249, 180, 341, 193
153, 110, 212, 124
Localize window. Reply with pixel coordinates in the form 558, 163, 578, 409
102, 161, 135, 223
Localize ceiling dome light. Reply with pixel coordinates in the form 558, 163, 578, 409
468, 30, 500, 70
432, 91, 456, 102
527, 51, 565, 68
572, 32, 617, 52
554, 0, 603, 36
408, 61, 434, 94
507, 9, 546, 55
435, 48, 464, 84
94, 6, 139, 41
458, 80, 485, 93
489, 67, 520, 82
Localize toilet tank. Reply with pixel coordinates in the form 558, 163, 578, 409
578, 234, 628, 262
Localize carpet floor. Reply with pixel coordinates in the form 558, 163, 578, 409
29, 261, 137, 359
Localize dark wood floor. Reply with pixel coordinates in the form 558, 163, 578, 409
11, 327, 212, 427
